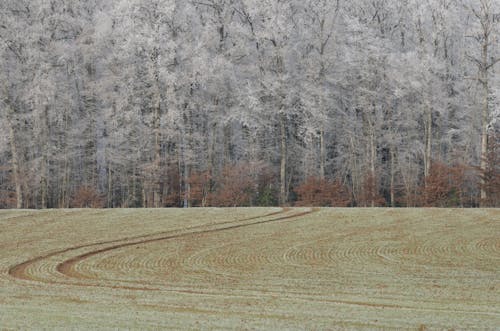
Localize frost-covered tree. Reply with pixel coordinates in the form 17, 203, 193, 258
0, 0, 498, 208
465, 0, 500, 205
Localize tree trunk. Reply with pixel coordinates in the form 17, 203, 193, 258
61, 147, 70, 208
479, 74, 488, 205
348, 135, 359, 204
223, 124, 232, 166
40, 105, 50, 209
40, 159, 47, 209
130, 165, 137, 207
8, 121, 23, 209
319, 128, 326, 180
362, 106, 377, 208
107, 165, 113, 208
369, 128, 376, 207
183, 163, 190, 208
208, 122, 217, 177
153, 99, 162, 208
279, 112, 287, 205
424, 106, 432, 180
390, 148, 395, 207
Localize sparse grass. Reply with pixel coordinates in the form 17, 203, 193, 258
0, 208, 499, 330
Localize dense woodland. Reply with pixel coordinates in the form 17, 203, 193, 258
0, 0, 499, 209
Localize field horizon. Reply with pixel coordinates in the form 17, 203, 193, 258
1, 208, 499, 330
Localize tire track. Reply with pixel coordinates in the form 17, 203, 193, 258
8, 208, 288, 282
57, 208, 318, 281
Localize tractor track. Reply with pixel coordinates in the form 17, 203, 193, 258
8, 208, 316, 284
58, 208, 318, 279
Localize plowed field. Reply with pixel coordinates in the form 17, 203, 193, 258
1, 208, 499, 330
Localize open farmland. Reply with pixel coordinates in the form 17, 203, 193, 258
0, 208, 499, 330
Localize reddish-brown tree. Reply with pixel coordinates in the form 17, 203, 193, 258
420, 161, 468, 207
295, 177, 351, 207
210, 163, 255, 207
481, 133, 500, 207
70, 186, 105, 208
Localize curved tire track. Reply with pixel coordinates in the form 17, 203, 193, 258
8, 208, 288, 282
57, 208, 318, 280
8, 208, 317, 285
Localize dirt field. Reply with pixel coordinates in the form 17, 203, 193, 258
0, 208, 499, 330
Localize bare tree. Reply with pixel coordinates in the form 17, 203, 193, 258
466, 0, 500, 205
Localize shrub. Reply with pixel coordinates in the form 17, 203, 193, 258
480, 133, 500, 207
210, 163, 255, 207
295, 177, 351, 207
420, 161, 467, 207
70, 186, 104, 208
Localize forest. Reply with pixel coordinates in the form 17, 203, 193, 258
0, 0, 499, 209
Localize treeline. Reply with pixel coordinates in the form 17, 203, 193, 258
0, 0, 499, 209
